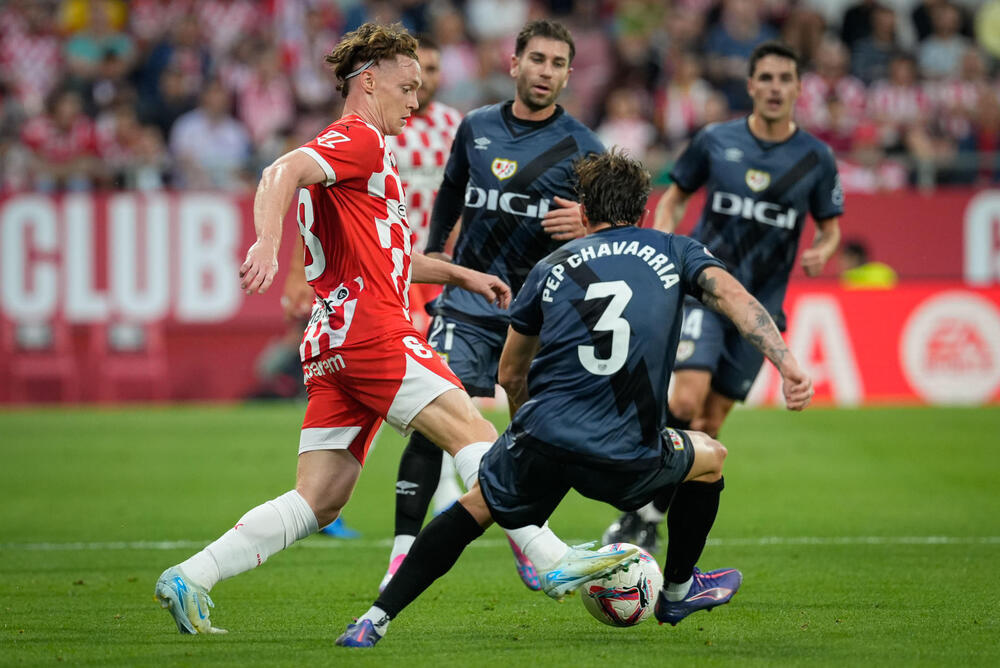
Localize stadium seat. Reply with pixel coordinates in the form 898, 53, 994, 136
88, 321, 170, 402
1, 316, 80, 403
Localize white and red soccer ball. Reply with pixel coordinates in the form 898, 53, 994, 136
581, 543, 663, 627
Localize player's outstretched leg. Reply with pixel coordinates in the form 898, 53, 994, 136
655, 474, 740, 625
537, 541, 641, 601
380, 431, 443, 592
337, 499, 488, 647
153, 485, 324, 633
154, 566, 227, 635
431, 454, 463, 515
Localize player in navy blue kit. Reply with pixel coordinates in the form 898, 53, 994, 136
382, 19, 605, 593
336, 150, 813, 647
605, 41, 842, 552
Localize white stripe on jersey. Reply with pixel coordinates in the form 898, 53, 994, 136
296, 147, 337, 185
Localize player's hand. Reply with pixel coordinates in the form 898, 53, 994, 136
456, 267, 511, 309
541, 196, 585, 241
240, 239, 278, 295
800, 247, 828, 277
280, 277, 314, 321
781, 365, 814, 411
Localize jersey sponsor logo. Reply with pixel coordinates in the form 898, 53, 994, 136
464, 185, 551, 218
724, 148, 743, 162
491, 158, 518, 180
316, 129, 350, 148
474, 136, 491, 150
711, 191, 799, 230
745, 169, 771, 192
302, 354, 346, 380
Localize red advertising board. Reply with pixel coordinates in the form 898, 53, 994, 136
746, 283, 1000, 406
1, 190, 999, 405
652, 187, 1000, 283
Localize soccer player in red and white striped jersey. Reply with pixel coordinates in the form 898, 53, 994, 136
154, 23, 582, 637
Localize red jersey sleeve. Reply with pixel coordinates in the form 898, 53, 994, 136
296, 118, 382, 188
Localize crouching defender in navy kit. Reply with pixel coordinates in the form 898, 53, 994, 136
380, 18, 605, 594
337, 150, 814, 647
605, 41, 842, 552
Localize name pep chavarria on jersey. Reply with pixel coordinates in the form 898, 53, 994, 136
295, 115, 415, 361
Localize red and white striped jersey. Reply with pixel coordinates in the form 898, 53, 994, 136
796, 72, 866, 133
295, 115, 415, 361
385, 101, 462, 252
21, 115, 98, 163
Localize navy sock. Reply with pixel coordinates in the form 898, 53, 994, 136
394, 432, 443, 536
375, 502, 485, 619
663, 477, 724, 583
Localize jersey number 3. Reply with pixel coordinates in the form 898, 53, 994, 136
578, 280, 632, 376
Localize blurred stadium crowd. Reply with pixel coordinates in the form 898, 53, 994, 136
1, 0, 998, 195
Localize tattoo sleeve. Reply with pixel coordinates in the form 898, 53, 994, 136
696, 269, 790, 371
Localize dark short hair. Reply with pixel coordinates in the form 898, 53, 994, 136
413, 33, 439, 52
325, 22, 418, 97
748, 41, 801, 79
843, 240, 869, 263
574, 148, 651, 227
515, 19, 575, 63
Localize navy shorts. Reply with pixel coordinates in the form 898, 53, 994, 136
478, 428, 695, 530
426, 313, 505, 397
673, 301, 764, 401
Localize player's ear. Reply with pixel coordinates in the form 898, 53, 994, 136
509, 53, 519, 78
561, 66, 572, 89
580, 204, 590, 229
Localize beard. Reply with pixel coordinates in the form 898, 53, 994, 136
515, 76, 560, 112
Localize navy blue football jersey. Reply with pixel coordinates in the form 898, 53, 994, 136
672, 118, 843, 326
433, 102, 604, 325
508, 226, 725, 466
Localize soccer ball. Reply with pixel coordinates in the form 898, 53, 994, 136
580, 543, 663, 627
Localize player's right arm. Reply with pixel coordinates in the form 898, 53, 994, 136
695, 266, 814, 411
411, 252, 511, 308
652, 184, 694, 234
240, 150, 326, 295
497, 327, 540, 416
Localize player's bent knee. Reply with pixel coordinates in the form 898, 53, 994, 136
687, 431, 726, 481
670, 396, 700, 422
458, 487, 494, 528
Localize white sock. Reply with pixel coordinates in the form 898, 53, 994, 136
389, 535, 415, 563
506, 523, 568, 572
431, 455, 463, 512
637, 501, 665, 524
358, 605, 391, 637
179, 490, 318, 590
452, 441, 491, 490
664, 576, 693, 601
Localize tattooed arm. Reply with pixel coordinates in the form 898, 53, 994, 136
696, 266, 814, 411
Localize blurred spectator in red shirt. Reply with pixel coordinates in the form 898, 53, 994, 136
836, 122, 908, 192
797, 37, 866, 136
654, 51, 713, 151
0, 3, 63, 115
21, 88, 102, 191
236, 47, 295, 163
195, 0, 265, 61
957, 89, 1000, 184
867, 53, 931, 151
97, 103, 169, 190
596, 88, 656, 164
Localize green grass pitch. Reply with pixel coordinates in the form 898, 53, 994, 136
1, 403, 998, 666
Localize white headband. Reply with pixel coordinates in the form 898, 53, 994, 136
344, 59, 375, 80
